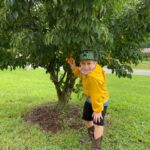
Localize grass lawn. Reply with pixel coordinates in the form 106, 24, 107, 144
132, 61, 150, 70
0, 69, 150, 150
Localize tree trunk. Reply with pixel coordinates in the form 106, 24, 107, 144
56, 87, 72, 109
48, 67, 76, 110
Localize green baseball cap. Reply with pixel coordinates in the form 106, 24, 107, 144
79, 49, 98, 61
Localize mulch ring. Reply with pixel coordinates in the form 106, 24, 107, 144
23, 102, 84, 133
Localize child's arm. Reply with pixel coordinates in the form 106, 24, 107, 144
66, 56, 82, 79
87, 77, 105, 112
91, 98, 104, 123
66, 56, 75, 69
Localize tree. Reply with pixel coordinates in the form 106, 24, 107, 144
0, 0, 150, 108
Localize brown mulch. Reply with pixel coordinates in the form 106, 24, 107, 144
23, 103, 84, 133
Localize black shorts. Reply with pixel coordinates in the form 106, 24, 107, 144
82, 101, 107, 126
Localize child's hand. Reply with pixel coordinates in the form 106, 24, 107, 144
92, 112, 103, 123
66, 56, 74, 64
66, 56, 76, 69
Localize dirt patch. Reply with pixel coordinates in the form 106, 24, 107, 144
23, 103, 84, 133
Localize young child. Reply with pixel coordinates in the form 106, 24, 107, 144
66, 49, 109, 150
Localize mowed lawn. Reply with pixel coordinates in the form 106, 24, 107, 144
0, 69, 150, 150
132, 61, 150, 70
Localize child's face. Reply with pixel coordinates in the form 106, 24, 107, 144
80, 60, 97, 75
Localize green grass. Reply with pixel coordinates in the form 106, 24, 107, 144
0, 69, 150, 150
132, 61, 150, 70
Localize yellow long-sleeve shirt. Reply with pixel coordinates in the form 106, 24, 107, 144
72, 64, 109, 112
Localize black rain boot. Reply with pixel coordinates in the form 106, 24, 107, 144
80, 126, 94, 144
91, 136, 103, 150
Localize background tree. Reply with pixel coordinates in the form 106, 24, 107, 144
0, 0, 150, 108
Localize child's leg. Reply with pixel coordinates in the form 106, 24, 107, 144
80, 121, 94, 144
92, 106, 107, 150
93, 106, 107, 138
92, 125, 104, 150
85, 121, 94, 140
84, 121, 93, 128
94, 125, 103, 139
80, 101, 94, 144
